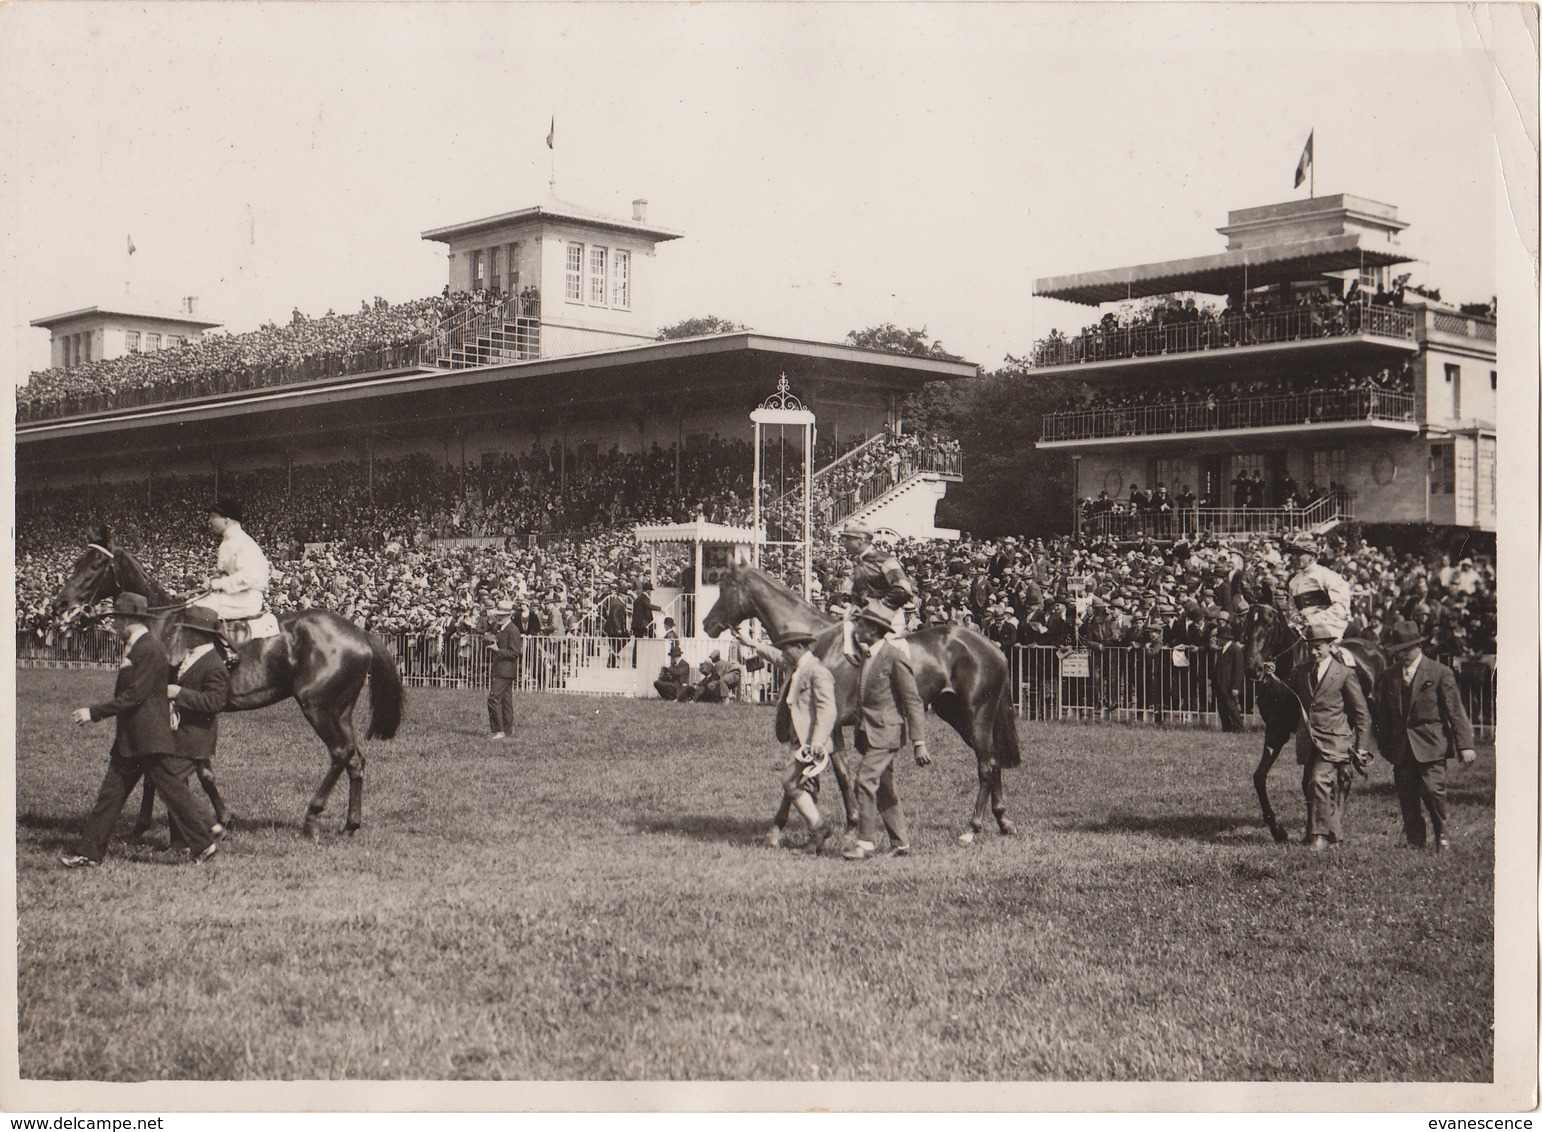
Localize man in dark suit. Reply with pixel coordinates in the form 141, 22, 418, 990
843, 601, 931, 860
483, 599, 522, 740
1210, 615, 1247, 732
63, 594, 220, 868
1372, 620, 1477, 850
165, 605, 232, 846
653, 641, 693, 701
1290, 623, 1372, 850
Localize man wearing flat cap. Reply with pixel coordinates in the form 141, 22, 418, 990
191, 498, 271, 660
843, 600, 930, 860
839, 521, 914, 662
62, 594, 220, 868
765, 630, 839, 855
1371, 620, 1477, 850
484, 599, 522, 740
1284, 536, 1352, 645
1289, 621, 1372, 851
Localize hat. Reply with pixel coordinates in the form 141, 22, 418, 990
1283, 535, 1318, 556
668, 641, 683, 657
779, 630, 818, 649
1385, 620, 1426, 653
1302, 622, 1338, 643
1182, 599, 1201, 615
113, 593, 151, 619
709, 649, 722, 660
493, 599, 515, 613
853, 600, 896, 631
177, 605, 224, 636
209, 498, 244, 523
841, 521, 874, 539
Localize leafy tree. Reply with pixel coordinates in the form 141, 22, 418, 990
656, 315, 748, 340
844, 323, 963, 362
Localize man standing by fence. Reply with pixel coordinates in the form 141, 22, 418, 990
484, 599, 521, 741
1372, 620, 1476, 851
1211, 615, 1247, 732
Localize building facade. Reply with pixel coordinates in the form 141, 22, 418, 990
29, 303, 221, 371
1030, 194, 1496, 536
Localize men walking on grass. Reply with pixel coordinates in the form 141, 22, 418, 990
764, 630, 840, 854
1289, 622, 1372, 850
1372, 619, 1477, 851
62, 594, 220, 868
844, 601, 930, 861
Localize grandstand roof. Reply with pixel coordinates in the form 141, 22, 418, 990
421, 197, 683, 245
30, 305, 222, 331
1034, 234, 1417, 307
633, 520, 764, 546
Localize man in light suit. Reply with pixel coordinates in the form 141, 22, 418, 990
844, 601, 931, 860
764, 630, 839, 855
1290, 622, 1372, 850
63, 594, 220, 868
1372, 620, 1477, 850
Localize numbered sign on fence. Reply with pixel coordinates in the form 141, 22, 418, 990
1060, 649, 1090, 678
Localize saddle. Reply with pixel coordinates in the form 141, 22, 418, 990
220, 611, 280, 648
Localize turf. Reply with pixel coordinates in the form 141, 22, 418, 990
15, 668, 1494, 1081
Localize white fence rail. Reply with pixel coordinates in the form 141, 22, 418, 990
16, 630, 1496, 736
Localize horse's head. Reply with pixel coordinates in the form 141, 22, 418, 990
1242, 602, 1290, 681
53, 530, 123, 626
700, 550, 752, 638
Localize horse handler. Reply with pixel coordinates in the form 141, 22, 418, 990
165, 605, 233, 844
62, 594, 220, 868
844, 601, 931, 861
1289, 622, 1372, 851
764, 630, 840, 855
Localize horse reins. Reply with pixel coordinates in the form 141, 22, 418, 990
86, 544, 206, 616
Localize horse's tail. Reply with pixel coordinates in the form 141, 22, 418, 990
365, 634, 405, 740
991, 671, 1022, 770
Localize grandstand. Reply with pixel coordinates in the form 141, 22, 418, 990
1029, 193, 1497, 540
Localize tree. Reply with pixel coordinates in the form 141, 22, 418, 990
844, 323, 963, 362
656, 315, 748, 340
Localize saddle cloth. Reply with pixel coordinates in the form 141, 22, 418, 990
222, 611, 280, 646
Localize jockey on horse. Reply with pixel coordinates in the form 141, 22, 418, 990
839, 521, 914, 662
1283, 534, 1354, 658
189, 498, 270, 667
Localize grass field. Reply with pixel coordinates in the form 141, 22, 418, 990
15, 668, 1495, 1082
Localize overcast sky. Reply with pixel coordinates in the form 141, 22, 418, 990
0, 3, 1525, 381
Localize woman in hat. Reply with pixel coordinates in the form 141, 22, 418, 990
1370, 620, 1477, 850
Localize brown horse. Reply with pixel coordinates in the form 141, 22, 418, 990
701, 560, 1022, 843
1239, 601, 1385, 843
52, 532, 405, 838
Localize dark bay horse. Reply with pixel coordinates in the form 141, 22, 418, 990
52, 533, 405, 838
1239, 602, 1385, 843
701, 560, 1022, 843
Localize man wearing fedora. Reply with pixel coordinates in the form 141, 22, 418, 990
1372, 620, 1477, 851
844, 600, 930, 860
653, 640, 693, 701
165, 605, 234, 843
1290, 621, 1372, 850
63, 594, 220, 868
483, 599, 522, 740
764, 630, 840, 855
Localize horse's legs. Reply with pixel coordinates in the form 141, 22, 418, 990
960, 765, 993, 845
297, 696, 364, 837
302, 757, 349, 841
828, 730, 859, 831
989, 763, 1015, 837
1253, 733, 1292, 844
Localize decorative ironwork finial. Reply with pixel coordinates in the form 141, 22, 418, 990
759, 373, 805, 412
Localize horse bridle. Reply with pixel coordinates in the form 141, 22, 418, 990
83, 543, 203, 616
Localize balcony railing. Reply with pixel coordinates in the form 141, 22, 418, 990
1041, 388, 1416, 443
1429, 311, 1497, 342
422, 315, 656, 370
1029, 302, 1418, 368
1080, 496, 1343, 541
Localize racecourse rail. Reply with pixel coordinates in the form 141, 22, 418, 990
18, 629, 1497, 736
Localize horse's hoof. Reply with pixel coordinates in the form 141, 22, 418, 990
998, 820, 1019, 837
957, 830, 977, 846
302, 822, 320, 842
344, 823, 360, 836
1270, 827, 1289, 845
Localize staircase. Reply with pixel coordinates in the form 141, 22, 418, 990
766, 436, 964, 543
421, 295, 540, 370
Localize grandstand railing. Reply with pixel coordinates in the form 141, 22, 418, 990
1028, 302, 1418, 369
16, 342, 428, 423
1079, 496, 1342, 541
422, 311, 657, 370
1041, 388, 1416, 443
17, 630, 1496, 736
1428, 311, 1497, 342
826, 448, 965, 529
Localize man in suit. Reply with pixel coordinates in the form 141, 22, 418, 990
483, 599, 522, 740
764, 631, 840, 855
63, 594, 220, 868
1372, 620, 1477, 850
653, 641, 693, 701
844, 601, 931, 861
1210, 615, 1247, 733
165, 605, 233, 846
1290, 623, 1372, 850
694, 650, 741, 704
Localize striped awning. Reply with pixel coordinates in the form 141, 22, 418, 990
1035, 235, 1416, 307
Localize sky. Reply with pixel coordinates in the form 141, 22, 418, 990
0, 3, 1529, 381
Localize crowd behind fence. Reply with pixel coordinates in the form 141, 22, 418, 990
17, 630, 1496, 738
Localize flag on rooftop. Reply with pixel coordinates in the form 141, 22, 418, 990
127, 234, 136, 256
1294, 130, 1314, 189
546, 116, 555, 150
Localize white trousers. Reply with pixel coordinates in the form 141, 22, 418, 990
192, 590, 265, 620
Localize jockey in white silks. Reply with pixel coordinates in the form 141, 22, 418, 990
1283, 535, 1352, 644
191, 499, 271, 622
